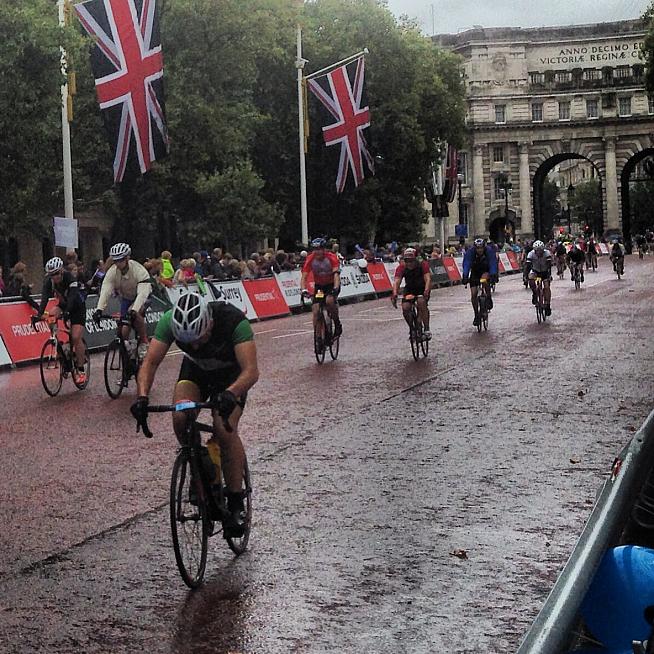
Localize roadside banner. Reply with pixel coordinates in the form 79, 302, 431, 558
599, 243, 609, 255
497, 257, 506, 273
0, 299, 59, 364
243, 278, 290, 319
499, 252, 512, 272
452, 256, 464, 277
428, 259, 450, 286
205, 280, 256, 319
275, 271, 303, 308
338, 264, 376, 300
442, 256, 461, 282
0, 333, 11, 367
366, 262, 392, 292
384, 262, 400, 284
506, 251, 520, 271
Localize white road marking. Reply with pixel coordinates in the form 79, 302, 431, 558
254, 328, 277, 335
272, 330, 313, 339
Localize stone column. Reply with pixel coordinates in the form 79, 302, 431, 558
472, 145, 485, 237
604, 136, 619, 230
519, 142, 532, 237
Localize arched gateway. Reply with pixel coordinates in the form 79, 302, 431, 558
434, 19, 654, 244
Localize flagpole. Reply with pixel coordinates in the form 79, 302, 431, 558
305, 48, 369, 81
296, 23, 309, 247
58, 0, 75, 244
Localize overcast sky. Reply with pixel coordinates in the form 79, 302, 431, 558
386, 0, 650, 35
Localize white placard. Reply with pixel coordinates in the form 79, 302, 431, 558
338, 264, 376, 299
0, 335, 11, 367
53, 216, 78, 249
275, 271, 303, 308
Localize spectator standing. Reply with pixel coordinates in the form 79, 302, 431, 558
86, 259, 105, 295
259, 252, 280, 276
160, 250, 175, 287
6, 262, 39, 310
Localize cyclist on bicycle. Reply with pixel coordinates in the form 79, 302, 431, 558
300, 237, 342, 339
391, 247, 432, 340
586, 236, 598, 269
462, 238, 498, 327
131, 292, 258, 536
555, 240, 567, 276
525, 240, 553, 316
93, 243, 152, 359
610, 239, 625, 273
33, 257, 88, 383
566, 242, 586, 283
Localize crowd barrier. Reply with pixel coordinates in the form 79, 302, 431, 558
0, 258, 522, 369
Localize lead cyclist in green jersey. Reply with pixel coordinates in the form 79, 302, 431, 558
131, 292, 259, 536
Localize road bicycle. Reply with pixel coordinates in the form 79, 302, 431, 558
572, 263, 583, 291
310, 289, 340, 364
35, 313, 90, 397
400, 294, 429, 360
138, 401, 252, 588
612, 256, 624, 280
99, 312, 143, 399
534, 276, 547, 324
556, 256, 566, 280
476, 279, 490, 332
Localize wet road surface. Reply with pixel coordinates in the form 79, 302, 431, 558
1, 256, 653, 653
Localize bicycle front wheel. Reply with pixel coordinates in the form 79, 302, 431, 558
409, 315, 420, 360
40, 339, 62, 396
104, 340, 126, 399
314, 310, 326, 364
170, 449, 209, 588
225, 457, 252, 555
327, 316, 340, 361
72, 339, 90, 390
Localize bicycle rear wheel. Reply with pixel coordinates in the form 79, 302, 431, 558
104, 340, 127, 399
224, 457, 252, 555
72, 339, 90, 390
170, 449, 209, 588
40, 339, 62, 396
575, 276, 580, 290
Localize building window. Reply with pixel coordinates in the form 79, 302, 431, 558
529, 72, 545, 84
494, 104, 506, 124
558, 101, 571, 121
493, 176, 503, 200
492, 146, 504, 163
458, 152, 468, 185
555, 71, 572, 83
618, 96, 632, 117
531, 102, 543, 122
586, 99, 599, 119
648, 96, 654, 115
615, 66, 631, 79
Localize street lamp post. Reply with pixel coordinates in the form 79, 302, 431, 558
497, 172, 513, 243
457, 173, 464, 225
567, 183, 575, 234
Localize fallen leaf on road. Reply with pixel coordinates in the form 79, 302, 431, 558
450, 549, 468, 560
577, 390, 585, 397
570, 458, 580, 464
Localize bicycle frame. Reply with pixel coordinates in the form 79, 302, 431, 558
476, 280, 490, 332
312, 290, 339, 364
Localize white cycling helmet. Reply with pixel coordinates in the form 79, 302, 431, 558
109, 242, 131, 261
44, 256, 64, 275
171, 292, 212, 343
403, 247, 417, 258
533, 240, 545, 250
474, 238, 485, 247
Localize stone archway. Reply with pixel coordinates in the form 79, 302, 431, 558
532, 152, 603, 240
620, 148, 654, 252
488, 211, 516, 244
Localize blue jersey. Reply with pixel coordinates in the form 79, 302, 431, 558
463, 245, 499, 277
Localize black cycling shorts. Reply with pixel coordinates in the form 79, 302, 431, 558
469, 275, 490, 288
313, 284, 338, 304
177, 357, 247, 407
402, 285, 426, 299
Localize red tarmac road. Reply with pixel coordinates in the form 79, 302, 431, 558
0, 255, 653, 652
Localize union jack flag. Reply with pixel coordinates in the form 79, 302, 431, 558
74, 0, 169, 182
307, 56, 374, 193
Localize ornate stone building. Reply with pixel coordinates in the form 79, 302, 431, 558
433, 19, 654, 243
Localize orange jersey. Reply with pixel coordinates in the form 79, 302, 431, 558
302, 252, 340, 285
